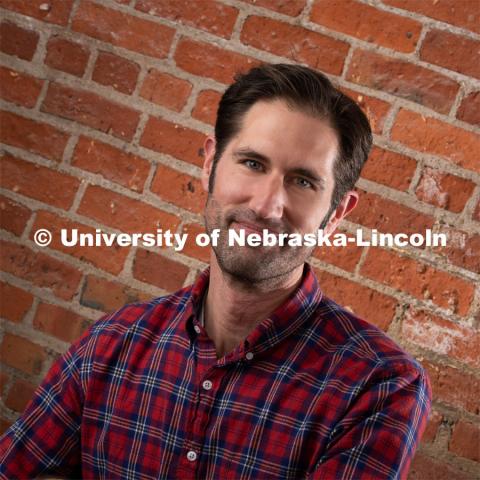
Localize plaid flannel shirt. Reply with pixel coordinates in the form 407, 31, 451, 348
0, 264, 431, 479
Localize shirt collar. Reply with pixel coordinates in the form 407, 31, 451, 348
184, 263, 323, 356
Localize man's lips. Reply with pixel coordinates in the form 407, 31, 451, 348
231, 221, 281, 235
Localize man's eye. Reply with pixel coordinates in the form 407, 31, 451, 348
244, 159, 263, 171
294, 177, 314, 189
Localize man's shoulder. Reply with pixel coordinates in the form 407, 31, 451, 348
309, 294, 425, 377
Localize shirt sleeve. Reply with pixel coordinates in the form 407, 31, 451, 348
0, 331, 88, 480
307, 362, 432, 480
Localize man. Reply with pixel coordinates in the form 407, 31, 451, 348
0, 64, 431, 479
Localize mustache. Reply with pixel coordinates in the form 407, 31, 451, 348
225, 209, 292, 235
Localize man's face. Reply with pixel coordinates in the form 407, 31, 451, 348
202, 99, 344, 285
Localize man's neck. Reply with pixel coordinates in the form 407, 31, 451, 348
203, 255, 304, 358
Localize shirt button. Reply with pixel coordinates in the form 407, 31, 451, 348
202, 380, 212, 390
245, 352, 254, 360
194, 325, 201, 334
187, 450, 197, 462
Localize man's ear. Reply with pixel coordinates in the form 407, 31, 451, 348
201, 136, 216, 192
323, 191, 359, 237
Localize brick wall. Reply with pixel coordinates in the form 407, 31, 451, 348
0, 0, 479, 477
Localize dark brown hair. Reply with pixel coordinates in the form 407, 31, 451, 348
210, 63, 372, 214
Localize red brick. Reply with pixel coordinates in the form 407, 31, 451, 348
0, 110, 69, 162
140, 69, 192, 112
239, 0, 305, 16
0, 66, 43, 108
41, 83, 140, 141
0, 239, 82, 300
420, 29, 480, 79
474, 199, 480, 222
0, 21, 39, 60
457, 91, 480, 126
422, 409, 442, 443
133, 249, 189, 291
313, 230, 363, 272
422, 360, 479, 415
192, 90, 221, 126
391, 109, 480, 174
0, 0, 74, 26
150, 164, 207, 214
241, 16, 348, 75
0, 194, 32, 236
384, 0, 480, 35
135, 0, 238, 39
433, 227, 480, 273
311, 0, 421, 53
361, 249, 474, 315
5, 378, 37, 413
72, 0, 174, 59
347, 49, 459, 114
408, 451, 473, 480
340, 87, 391, 134
78, 185, 180, 235
31, 210, 130, 275
361, 147, 416, 191
80, 275, 151, 312
45, 36, 90, 77
181, 222, 211, 263
415, 168, 475, 213
315, 269, 397, 331
0, 153, 79, 210
0, 370, 8, 395
175, 37, 258, 85
72, 136, 150, 192
0, 281, 33, 323
33, 302, 90, 343
349, 190, 434, 236
140, 116, 205, 167
92, 51, 140, 95
0, 333, 46, 375
403, 308, 479, 369
449, 420, 480, 462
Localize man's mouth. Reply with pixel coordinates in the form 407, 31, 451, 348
230, 221, 280, 236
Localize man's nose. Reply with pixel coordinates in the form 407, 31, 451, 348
248, 175, 286, 220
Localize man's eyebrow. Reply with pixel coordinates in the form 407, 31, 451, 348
233, 147, 326, 188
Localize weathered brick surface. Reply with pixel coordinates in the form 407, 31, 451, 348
41, 83, 140, 141
310, 0, 421, 53
0, 194, 32, 236
391, 109, 480, 174
0, 21, 39, 60
384, 0, 480, 34
45, 36, 90, 77
135, 0, 238, 39
0, 111, 69, 162
72, 0, 175, 58
241, 16, 349, 75
415, 168, 476, 213
140, 70, 192, 112
1, 153, 79, 209
420, 29, 480, 80
360, 147, 416, 191
0, 0, 74, 26
72, 136, 150, 192
361, 249, 474, 315
92, 52, 140, 95
1, 1, 479, 473
0, 66, 43, 108
140, 116, 205, 167
457, 91, 480, 126
347, 49, 459, 114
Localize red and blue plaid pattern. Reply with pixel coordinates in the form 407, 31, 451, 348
0, 264, 431, 479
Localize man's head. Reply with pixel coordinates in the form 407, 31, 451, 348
201, 63, 372, 286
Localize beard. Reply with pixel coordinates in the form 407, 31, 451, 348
203, 195, 325, 287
